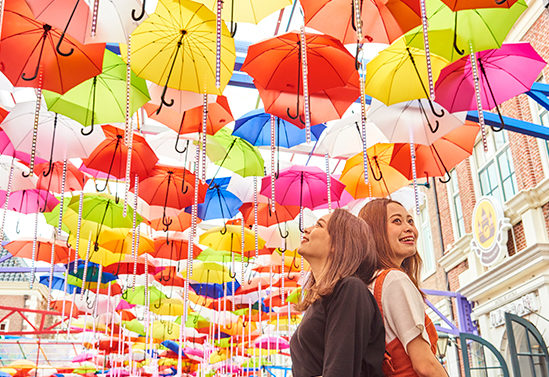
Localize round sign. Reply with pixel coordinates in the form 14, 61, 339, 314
473, 198, 498, 250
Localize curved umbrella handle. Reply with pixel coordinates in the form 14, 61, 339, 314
286, 106, 299, 120
287, 257, 296, 281
132, 0, 146, 21
39, 192, 50, 213
494, 0, 507, 4
228, 267, 237, 279
220, 222, 228, 235
452, 16, 465, 56
121, 290, 128, 300
370, 156, 383, 182
174, 138, 188, 154
95, 178, 109, 193
160, 84, 174, 108
42, 161, 53, 177
428, 119, 440, 134
230, 22, 237, 38
490, 107, 505, 132
427, 99, 445, 118
81, 124, 94, 136
56, 31, 74, 57
439, 171, 451, 184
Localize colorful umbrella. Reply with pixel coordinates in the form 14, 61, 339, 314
440, 0, 518, 10
240, 202, 300, 227
210, 128, 265, 177
199, 225, 265, 252
5, 237, 71, 263
191, 177, 243, 221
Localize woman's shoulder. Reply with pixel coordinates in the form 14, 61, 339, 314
382, 270, 421, 295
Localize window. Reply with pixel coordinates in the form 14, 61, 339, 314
474, 130, 517, 203
418, 204, 436, 278
0, 321, 8, 332
449, 169, 465, 239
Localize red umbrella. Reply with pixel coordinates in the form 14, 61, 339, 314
153, 266, 186, 287
6, 237, 72, 263
152, 232, 202, 260
0, 0, 104, 94
241, 30, 357, 94
441, 0, 518, 11
82, 124, 158, 190
390, 121, 480, 181
102, 254, 157, 275
135, 164, 207, 227
146, 210, 198, 232
240, 202, 300, 227
35, 160, 88, 192
301, 0, 421, 45
143, 95, 233, 135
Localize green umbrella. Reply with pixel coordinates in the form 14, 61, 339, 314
42, 49, 150, 134
210, 128, 265, 177
404, 0, 527, 62
123, 319, 146, 336
122, 285, 167, 306
195, 248, 249, 262
42, 197, 72, 233
176, 312, 211, 329
67, 193, 143, 230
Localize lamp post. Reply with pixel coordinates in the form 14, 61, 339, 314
436, 331, 450, 364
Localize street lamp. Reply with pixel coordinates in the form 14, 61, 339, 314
436, 332, 450, 363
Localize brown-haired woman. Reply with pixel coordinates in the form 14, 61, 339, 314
290, 208, 385, 377
358, 198, 447, 377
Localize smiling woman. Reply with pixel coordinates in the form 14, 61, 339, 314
289, 209, 385, 377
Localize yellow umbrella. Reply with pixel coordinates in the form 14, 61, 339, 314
75, 237, 122, 266
0, 368, 17, 376
339, 145, 410, 199
121, 0, 235, 96
193, 0, 291, 24
199, 225, 265, 252
8, 361, 35, 370
246, 348, 279, 356
364, 37, 448, 106
150, 320, 180, 341
181, 261, 232, 284
149, 298, 186, 316
209, 349, 229, 364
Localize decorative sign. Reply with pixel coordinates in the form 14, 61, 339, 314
470, 196, 511, 267
489, 292, 538, 327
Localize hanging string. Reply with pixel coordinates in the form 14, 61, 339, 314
469, 41, 488, 152
359, 75, 370, 198
29, 211, 39, 289
325, 153, 332, 212
29, 69, 43, 175
215, 0, 223, 88
90, 0, 100, 37
270, 115, 276, 213
0, 161, 14, 246
409, 124, 420, 215
253, 176, 258, 259
81, 234, 92, 298
353, 0, 363, 40
201, 93, 209, 183
280, 249, 285, 301
300, 27, 311, 142
124, 35, 132, 147
131, 174, 139, 290
420, 0, 435, 100
123, 117, 134, 217
240, 218, 245, 264
0, 0, 4, 40
74, 192, 84, 274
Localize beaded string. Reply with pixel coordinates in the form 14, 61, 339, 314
90, 0, 100, 37
29, 69, 43, 175
353, 0, 362, 41
201, 94, 208, 183
74, 192, 84, 273
0, 0, 4, 40
469, 41, 488, 152
409, 124, 420, 215
325, 153, 331, 212
215, 0, 223, 88
420, 0, 435, 100
30, 211, 39, 289
81, 233, 92, 298
0, 161, 14, 246
253, 176, 258, 259
123, 116, 134, 217
124, 36, 132, 147
132, 174, 139, 290
270, 115, 276, 213
300, 27, 311, 143
359, 74, 370, 198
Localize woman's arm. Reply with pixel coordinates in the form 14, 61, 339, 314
407, 335, 448, 377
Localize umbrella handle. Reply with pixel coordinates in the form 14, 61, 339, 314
132, 0, 146, 21
81, 124, 94, 136
494, 0, 507, 4
286, 107, 299, 120
452, 16, 465, 56
174, 138, 188, 154
355, 43, 362, 71
370, 156, 383, 182
56, 31, 74, 57
220, 222, 228, 235
39, 192, 50, 213
427, 99, 445, 118
121, 290, 128, 300
160, 85, 175, 108
490, 107, 505, 132
428, 120, 440, 134
439, 172, 451, 184
230, 22, 237, 38
22, 170, 31, 178
228, 266, 237, 279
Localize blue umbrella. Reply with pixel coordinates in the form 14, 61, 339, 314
190, 280, 240, 299
161, 340, 181, 355
232, 109, 326, 148
39, 273, 82, 294
185, 177, 242, 221
66, 260, 118, 284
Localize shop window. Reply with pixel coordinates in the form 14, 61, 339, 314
474, 130, 517, 204
418, 204, 436, 278
448, 169, 465, 239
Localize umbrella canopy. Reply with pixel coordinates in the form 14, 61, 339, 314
210, 128, 265, 177
122, 0, 236, 95
42, 49, 150, 130
0, 0, 104, 94
35, 161, 88, 193
440, 0, 518, 11
182, 261, 231, 284
199, 225, 265, 252
193, 0, 291, 24
434, 42, 546, 113
191, 177, 243, 221
122, 286, 167, 306
0, 189, 59, 214
301, 0, 421, 45
6, 237, 72, 264
259, 165, 346, 209
240, 202, 300, 227
339, 145, 410, 198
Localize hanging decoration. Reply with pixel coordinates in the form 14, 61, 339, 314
215, 0, 223, 88
29, 211, 39, 289
325, 153, 332, 213
270, 115, 276, 214
90, 0, 100, 37
420, 0, 435, 100
80, 235, 92, 297
409, 124, 420, 215
359, 75, 370, 194
0, 162, 14, 246
123, 117, 134, 216
74, 191, 84, 273
27, 69, 43, 175
300, 26, 311, 143
254, 176, 258, 258
201, 93, 209, 183
125, 36, 133, 147
132, 174, 139, 290
469, 41, 488, 152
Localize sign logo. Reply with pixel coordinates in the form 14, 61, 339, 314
471, 196, 511, 267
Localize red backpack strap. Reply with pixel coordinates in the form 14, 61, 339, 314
373, 268, 399, 319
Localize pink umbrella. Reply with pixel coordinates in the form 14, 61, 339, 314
106, 368, 128, 377
434, 42, 546, 130
253, 336, 290, 350
0, 189, 59, 213
72, 353, 95, 363
216, 365, 241, 374
259, 165, 346, 210
115, 299, 135, 311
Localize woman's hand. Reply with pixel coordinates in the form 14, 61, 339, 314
407, 335, 448, 377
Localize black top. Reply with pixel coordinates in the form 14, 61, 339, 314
290, 276, 385, 377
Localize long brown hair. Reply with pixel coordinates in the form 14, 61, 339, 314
295, 208, 377, 311
358, 198, 425, 298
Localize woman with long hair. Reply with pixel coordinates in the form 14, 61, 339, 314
358, 198, 447, 377
290, 208, 385, 377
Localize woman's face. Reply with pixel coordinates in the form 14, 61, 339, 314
298, 213, 333, 268
386, 202, 418, 265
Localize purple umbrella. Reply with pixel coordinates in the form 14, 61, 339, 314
259, 165, 346, 210
434, 42, 546, 131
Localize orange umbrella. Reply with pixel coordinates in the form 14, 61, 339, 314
82, 124, 158, 190
103, 254, 157, 275
6, 237, 72, 263
240, 202, 300, 227
143, 96, 233, 135
339, 144, 410, 198
0, 0, 104, 94
147, 210, 199, 232
390, 121, 479, 181
441, 0, 518, 11
153, 266, 185, 288
301, 0, 422, 45
49, 299, 80, 318
152, 232, 202, 260
35, 160, 88, 192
